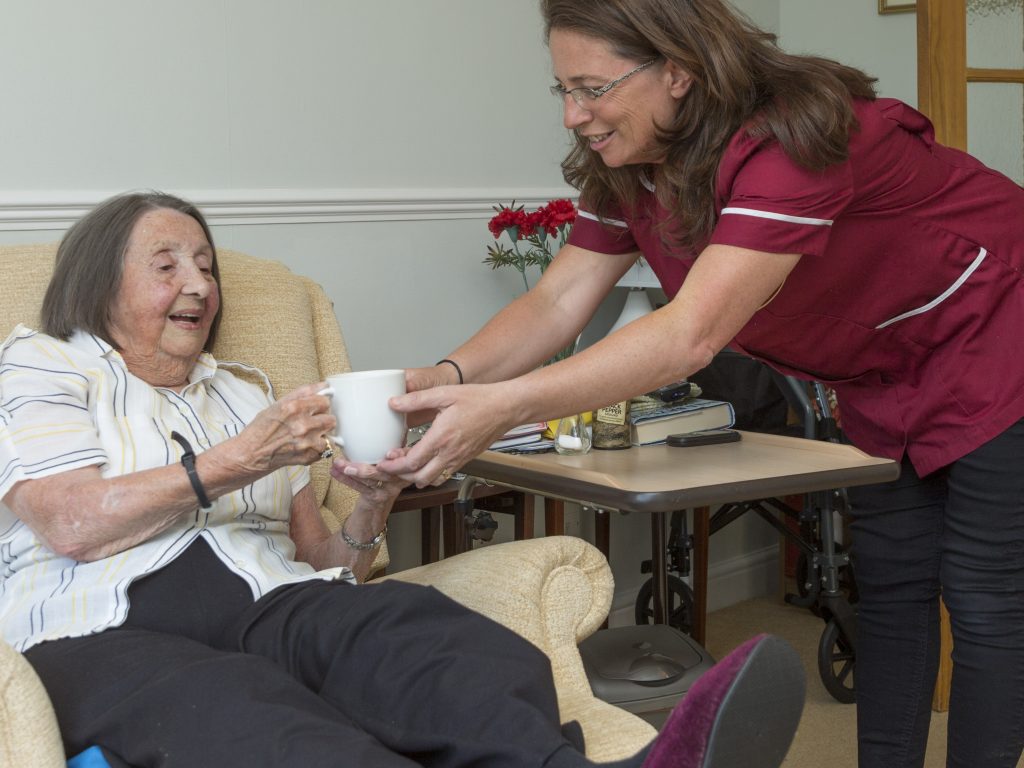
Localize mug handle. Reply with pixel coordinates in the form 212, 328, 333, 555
317, 387, 343, 447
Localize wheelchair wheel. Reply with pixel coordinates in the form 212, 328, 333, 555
818, 617, 856, 704
635, 575, 695, 635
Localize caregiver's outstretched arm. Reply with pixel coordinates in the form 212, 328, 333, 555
378, 244, 800, 487
399, 243, 633, 430
406, 244, 635, 392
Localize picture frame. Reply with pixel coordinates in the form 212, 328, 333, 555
878, 0, 916, 13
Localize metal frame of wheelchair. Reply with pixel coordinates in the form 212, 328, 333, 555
634, 375, 859, 704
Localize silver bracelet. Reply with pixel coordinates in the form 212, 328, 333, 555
341, 520, 388, 551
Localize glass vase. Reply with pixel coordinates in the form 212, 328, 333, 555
554, 413, 592, 456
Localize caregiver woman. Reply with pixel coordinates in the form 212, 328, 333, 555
379, 1, 1024, 767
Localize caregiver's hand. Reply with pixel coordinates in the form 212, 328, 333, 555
400, 363, 461, 428
376, 383, 515, 487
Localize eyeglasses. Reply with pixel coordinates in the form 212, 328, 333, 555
550, 59, 658, 108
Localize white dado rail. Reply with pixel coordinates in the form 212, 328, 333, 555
0, 188, 578, 231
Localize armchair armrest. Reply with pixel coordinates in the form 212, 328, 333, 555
0, 640, 64, 768
381, 536, 611, 663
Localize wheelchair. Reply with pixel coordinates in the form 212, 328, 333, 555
634, 363, 859, 704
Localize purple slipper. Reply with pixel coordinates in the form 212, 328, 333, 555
642, 634, 805, 768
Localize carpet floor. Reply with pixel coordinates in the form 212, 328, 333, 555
703, 593, 1024, 768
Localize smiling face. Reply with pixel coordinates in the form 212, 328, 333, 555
108, 208, 220, 389
549, 28, 693, 167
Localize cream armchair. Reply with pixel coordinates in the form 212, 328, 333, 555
0, 244, 656, 766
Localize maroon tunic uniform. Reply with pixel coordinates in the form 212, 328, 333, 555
569, 98, 1024, 477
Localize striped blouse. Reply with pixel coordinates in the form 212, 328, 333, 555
0, 324, 353, 652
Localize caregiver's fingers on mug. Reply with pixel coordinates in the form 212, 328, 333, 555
404, 365, 455, 394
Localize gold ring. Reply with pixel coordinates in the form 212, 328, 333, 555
375, 479, 383, 489
320, 437, 334, 460
440, 467, 452, 481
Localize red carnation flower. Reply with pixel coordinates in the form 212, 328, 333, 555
540, 199, 577, 231
521, 210, 546, 238
488, 205, 529, 240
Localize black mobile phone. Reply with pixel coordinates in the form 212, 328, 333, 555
666, 429, 741, 447
650, 380, 692, 403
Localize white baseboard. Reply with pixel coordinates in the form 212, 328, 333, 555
607, 544, 780, 628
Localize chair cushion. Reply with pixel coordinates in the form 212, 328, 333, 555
214, 250, 325, 396
0, 243, 58, 333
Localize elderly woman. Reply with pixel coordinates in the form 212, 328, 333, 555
381, 2, 1024, 767
0, 191, 804, 768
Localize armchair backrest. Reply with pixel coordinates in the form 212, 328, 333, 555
0, 244, 368, 549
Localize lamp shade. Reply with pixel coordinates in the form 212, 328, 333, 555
608, 287, 655, 334
615, 260, 660, 289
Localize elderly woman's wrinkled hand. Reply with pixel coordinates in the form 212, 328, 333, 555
233, 382, 337, 472
329, 459, 408, 502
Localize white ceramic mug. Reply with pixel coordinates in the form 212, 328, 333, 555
319, 369, 407, 464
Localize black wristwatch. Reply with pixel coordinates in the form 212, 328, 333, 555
171, 431, 213, 510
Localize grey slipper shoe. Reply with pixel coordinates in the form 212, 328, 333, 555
641, 634, 806, 768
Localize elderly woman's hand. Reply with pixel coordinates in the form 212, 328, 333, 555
327, 459, 406, 574
329, 458, 408, 502
227, 382, 337, 475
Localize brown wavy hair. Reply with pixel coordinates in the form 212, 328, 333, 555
541, 0, 877, 252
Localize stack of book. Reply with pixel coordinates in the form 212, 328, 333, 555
489, 422, 551, 452
628, 398, 735, 446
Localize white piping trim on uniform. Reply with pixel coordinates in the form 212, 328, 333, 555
721, 207, 834, 227
875, 247, 988, 330
578, 209, 629, 229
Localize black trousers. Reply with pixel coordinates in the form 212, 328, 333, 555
848, 418, 1024, 768
26, 539, 612, 768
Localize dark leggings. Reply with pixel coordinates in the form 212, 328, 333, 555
26, 539, 615, 768
848, 419, 1024, 768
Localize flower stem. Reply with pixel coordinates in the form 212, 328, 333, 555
512, 241, 531, 292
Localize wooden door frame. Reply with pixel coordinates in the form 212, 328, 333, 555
917, 0, 967, 149
914, 0, 963, 716
918, 0, 1024, 150
915, 0, 1024, 713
